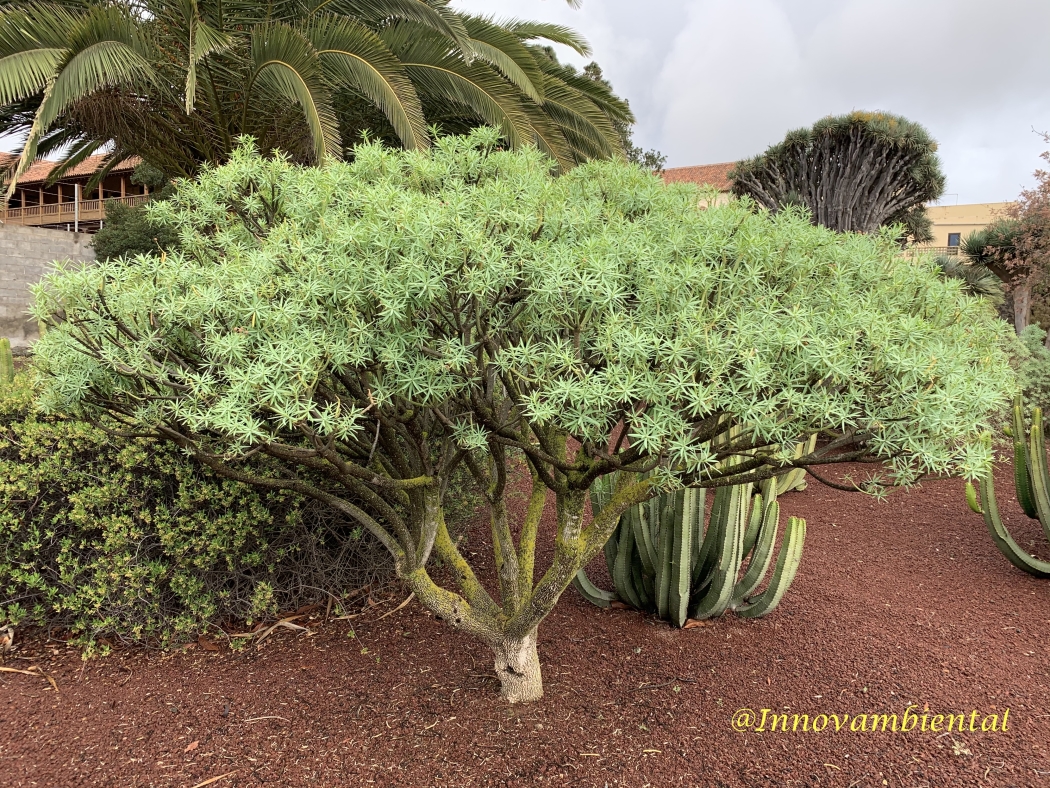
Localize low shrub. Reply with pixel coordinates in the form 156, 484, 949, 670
1011, 324, 1050, 412
91, 162, 180, 263
91, 194, 181, 262
0, 371, 396, 651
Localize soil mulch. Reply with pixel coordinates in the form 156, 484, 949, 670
2, 464, 1050, 788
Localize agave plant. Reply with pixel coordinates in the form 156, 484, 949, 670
0, 0, 631, 187
574, 474, 807, 626
966, 395, 1050, 577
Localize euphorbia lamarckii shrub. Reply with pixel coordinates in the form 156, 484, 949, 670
32, 129, 1014, 702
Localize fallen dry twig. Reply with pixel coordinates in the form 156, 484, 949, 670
227, 615, 314, 644
188, 771, 238, 788
0, 665, 58, 692
375, 592, 415, 621
630, 677, 698, 692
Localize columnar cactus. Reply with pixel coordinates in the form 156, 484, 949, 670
967, 396, 1050, 577
574, 474, 806, 625
777, 434, 818, 493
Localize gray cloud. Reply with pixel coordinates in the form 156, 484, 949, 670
456, 0, 1050, 202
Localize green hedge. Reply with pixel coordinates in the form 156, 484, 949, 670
0, 372, 393, 651
1013, 325, 1050, 412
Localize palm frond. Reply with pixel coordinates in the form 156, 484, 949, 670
936, 255, 1005, 306
384, 24, 530, 149
0, 4, 83, 55
0, 0, 628, 180
307, 0, 473, 54
8, 6, 161, 196
533, 50, 633, 125
0, 5, 83, 110
0, 50, 63, 106
518, 101, 575, 169
83, 148, 134, 192
536, 73, 621, 159
249, 21, 341, 162
39, 138, 95, 186
308, 15, 427, 149
462, 15, 544, 103
500, 20, 591, 56
181, 0, 234, 114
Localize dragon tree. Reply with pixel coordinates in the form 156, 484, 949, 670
731, 111, 945, 242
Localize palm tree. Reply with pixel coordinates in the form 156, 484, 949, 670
934, 254, 1004, 306
0, 0, 631, 190
962, 221, 1028, 330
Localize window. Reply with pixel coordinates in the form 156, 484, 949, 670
947, 233, 961, 247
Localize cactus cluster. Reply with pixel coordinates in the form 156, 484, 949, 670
966, 395, 1050, 577
0, 338, 13, 387
574, 475, 806, 626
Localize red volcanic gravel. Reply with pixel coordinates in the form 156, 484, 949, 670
2, 464, 1050, 788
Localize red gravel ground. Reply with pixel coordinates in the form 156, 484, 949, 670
2, 464, 1050, 788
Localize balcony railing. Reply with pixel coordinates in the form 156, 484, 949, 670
1, 193, 150, 227
904, 245, 960, 258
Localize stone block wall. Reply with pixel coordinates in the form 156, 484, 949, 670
0, 224, 94, 347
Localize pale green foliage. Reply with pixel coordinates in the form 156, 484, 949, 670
28, 130, 1016, 697
35, 130, 1012, 486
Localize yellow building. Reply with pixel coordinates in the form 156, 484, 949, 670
918, 202, 1014, 253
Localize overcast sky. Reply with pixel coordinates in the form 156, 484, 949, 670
455, 0, 1050, 204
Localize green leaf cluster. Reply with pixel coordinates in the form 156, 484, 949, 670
90, 191, 181, 262
35, 130, 1013, 486
1009, 325, 1050, 413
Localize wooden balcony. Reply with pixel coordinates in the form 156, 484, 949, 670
1, 194, 150, 228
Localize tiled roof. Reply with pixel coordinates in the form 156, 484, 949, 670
12, 154, 140, 185
661, 162, 735, 192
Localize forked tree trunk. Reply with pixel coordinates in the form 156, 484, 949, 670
491, 629, 543, 703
